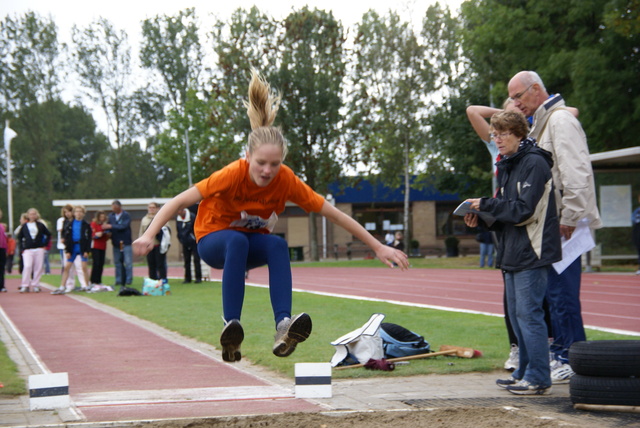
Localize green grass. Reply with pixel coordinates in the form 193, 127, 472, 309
42, 271, 638, 379
0, 260, 636, 396
0, 338, 26, 395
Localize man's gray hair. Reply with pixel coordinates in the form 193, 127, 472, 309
521, 71, 546, 92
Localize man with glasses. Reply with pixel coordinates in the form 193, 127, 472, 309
508, 71, 602, 385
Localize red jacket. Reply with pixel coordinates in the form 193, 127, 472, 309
90, 222, 110, 251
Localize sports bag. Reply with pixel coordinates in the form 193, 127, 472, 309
379, 322, 431, 358
142, 278, 171, 296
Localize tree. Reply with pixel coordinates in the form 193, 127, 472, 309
71, 18, 135, 148
210, 6, 280, 148
140, 8, 206, 191
346, 10, 437, 248
110, 142, 170, 198
0, 11, 63, 111
276, 7, 346, 261
140, 8, 204, 113
7, 99, 110, 222
155, 87, 241, 196
459, 0, 640, 153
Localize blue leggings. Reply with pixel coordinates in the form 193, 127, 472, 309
197, 230, 292, 327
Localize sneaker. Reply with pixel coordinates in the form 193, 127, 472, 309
273, 313, 312, 357
51, 288, 67, 295
33, 287, 41, 293
635, 269, 640, 275
506, 379, 552, 395
19, 287, 29, 293
496, 376, 520, 389
551, 362, 575, 384
219, 319, 244, 363
504, 344, 519, 371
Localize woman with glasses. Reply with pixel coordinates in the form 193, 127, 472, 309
464, 111, 561, 396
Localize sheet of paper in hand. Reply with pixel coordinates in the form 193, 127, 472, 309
453, 201, 496, 227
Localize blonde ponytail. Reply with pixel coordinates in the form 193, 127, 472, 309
245, 68, 280, 130
245, 68, 288, 160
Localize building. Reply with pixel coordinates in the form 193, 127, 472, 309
52, 179, 475, 264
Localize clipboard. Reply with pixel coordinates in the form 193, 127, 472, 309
453, 201, 496, 227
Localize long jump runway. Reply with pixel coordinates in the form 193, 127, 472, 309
234, 267, 640, 336
0, 277, 322, 423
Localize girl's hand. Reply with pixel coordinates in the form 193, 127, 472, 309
132, 236, 154, 256
375, 245, 410, 270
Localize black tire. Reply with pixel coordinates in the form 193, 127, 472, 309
569, 340, 640, 377
570, 375, 640, 406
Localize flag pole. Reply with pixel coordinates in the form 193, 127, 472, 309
4, 120, 17, 233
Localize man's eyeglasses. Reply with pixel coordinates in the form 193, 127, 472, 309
490, 132, 511, 140
511, 84, 533, 101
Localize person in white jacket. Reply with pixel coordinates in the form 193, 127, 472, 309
508, 70, 602, 385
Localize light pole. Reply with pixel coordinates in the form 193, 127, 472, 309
322, 194, 335, 259
4, 120, 18, 233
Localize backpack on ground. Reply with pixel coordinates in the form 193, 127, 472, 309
118, 286, 142, 296
379, 322, 431, 358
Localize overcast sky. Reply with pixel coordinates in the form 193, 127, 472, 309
1, 0, 465, 45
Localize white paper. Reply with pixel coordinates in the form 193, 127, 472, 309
453, 201, 496, 227
552, 218, 596, 274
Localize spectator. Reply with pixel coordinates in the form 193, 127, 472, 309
52, 205, 92, 294
508, 70, 602, 384
392, 231, 404, 251
16, 208, 52, 293
133, 69, 409, 363
14, 212, 28, 275
0, 208, 6, 292
103, 200, 133, 289
90, 210, 110, 287
56, 205, 78, 290
464, 110, 561, 395
139, 202, 168, 282
466, 99, 578, 194
476, 230, 494, 268
176, 207, 201, 283
5, 233, 15, 275
43, 228, 52, 274
384, 230, 395, 246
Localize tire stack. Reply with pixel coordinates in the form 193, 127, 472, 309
569, 340, 640, 410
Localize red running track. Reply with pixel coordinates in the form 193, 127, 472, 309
223, 267, 640, 336
0, 277, 321, 422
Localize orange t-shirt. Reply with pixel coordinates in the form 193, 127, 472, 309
194, 159, 326, 241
